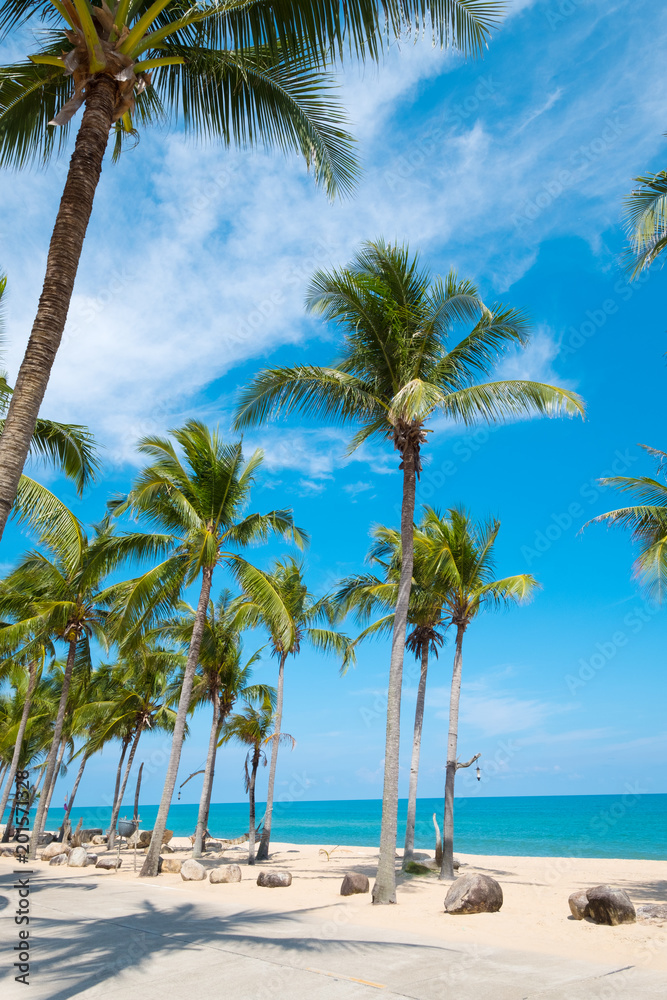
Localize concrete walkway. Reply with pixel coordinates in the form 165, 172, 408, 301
1, 871, 664, 1000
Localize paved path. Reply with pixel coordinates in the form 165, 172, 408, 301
1, 871, 664, 999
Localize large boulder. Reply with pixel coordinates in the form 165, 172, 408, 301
584, 885, 636, 926
444, 874, 503, 915
42, 842, 71, 861
210, 864, 242, 884
159, 857, 183, 874
67, 847, 88, 868
568, 889, 589, 920
180, 859, 207, 881
257, 871, 292, 888
340, 872, 369, 896
636, 904, 667, 925
95, 856, 122, 871
49, 853, 69, 866
138, 828, 174, 848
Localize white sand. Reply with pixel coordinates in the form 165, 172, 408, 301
5, 839, 666, 972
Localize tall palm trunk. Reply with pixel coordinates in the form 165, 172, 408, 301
247, 749, 260, 865
2, 787, 19, 841
256, 651, 287, 861
28, 639, 77, 858
0, 75, 117, 541
0, 660, 38, 822
141, 566, 213, 877
193, 687, 221, 857
57, 752, 88, 840
108, 723, 143, 848
403, 643, 429, 866
42, 738, 67, 825
373, 446, 417, 904
440, 623, 465, 880
110, 737, 130, 829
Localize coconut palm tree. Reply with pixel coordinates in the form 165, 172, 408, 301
159, 592, 273, 856
0, 1, 505, 543
622, 172, 667, 276
334, 517, 448, 867
417, 507, 538, 879
235, 239, 584, 902
109, 420, 306, 876
587, 445, 667, 600
233, 555, 351, 860
0, 502, 169, 857
221, 703, 293, 864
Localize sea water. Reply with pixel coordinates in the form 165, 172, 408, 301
14, 793, 667, 859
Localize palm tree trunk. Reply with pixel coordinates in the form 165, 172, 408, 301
372, 446, 417, 904
108, 724, 143, 848
27, 766, 45, 811
28, 639, 77, 858
1, 788, 18, 841
109, 737, 129, 831
192, 688, 221, 858
141, 566, 213, 877
133, 762, 144, 822
440, 623, 465, 880
247, 750, 260, 865
403, 643, 429, 866
57, 752, 87, 840
256, 651, 287, 861
0, 660, 38, 823
0, 74, 117, 541
42, 738, 66, 826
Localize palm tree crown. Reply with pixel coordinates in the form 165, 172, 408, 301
622, 172, 667, 276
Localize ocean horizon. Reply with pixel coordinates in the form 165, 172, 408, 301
8, 792, 666, 860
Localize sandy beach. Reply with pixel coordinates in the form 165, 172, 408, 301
5, 838, 666, 975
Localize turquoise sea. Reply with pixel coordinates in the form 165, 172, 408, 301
10, 793, 667, 860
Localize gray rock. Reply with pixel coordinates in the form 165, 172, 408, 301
38, 832, 55, 846
180, 859, 207, 881
90, 834, 107, 846
84, 853, 98, 866
41, 841, 71, 860
95, 856, 122, 871
67, 847, 88, 867
340, 872, 369, 896
445, 873, 503, 914
257, 871, 292, 888
138, 828, 174, 847
49, 853, 69, 866
158, 857, 183, 874
210, 864, 242, 884
584, 884, 636, 926
636, 903, 667, 925
568, 889, 589, 920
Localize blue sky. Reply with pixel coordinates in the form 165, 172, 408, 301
1, 0, 666, 810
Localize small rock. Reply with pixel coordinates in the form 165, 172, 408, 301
91, 835, 107, 846
95, 856, 122, 871
42, 842, 71, 861
568, 889, 589, 920
210, 864, 242, 884
445, 874, 503, 914
636, 904, 667, 925
340, 872, 369, 896
49, 853, 69, 866
84, 853, 98, 866
180, 859, 207, 881
67, 847, 88, 868
403, 861, 432, 876
257, 871, 292, 888
38, 832, 55, 846
158, 857, 183, 874
584, 885, 636, 926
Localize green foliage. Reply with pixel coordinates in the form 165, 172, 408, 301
623, 171, 667, 277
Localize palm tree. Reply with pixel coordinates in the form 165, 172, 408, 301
587, 445, 667, 600
221, 703, 293, 864
233, 555, 351, 860
334, 518, 448, 867
235, 239, 584, 902
0, 504, 168, 858
109, 420, 305, 876
416, 507, 538, 879
622, 172, 667, 276
0, 1, 504, 541
159, 592, 273, 857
